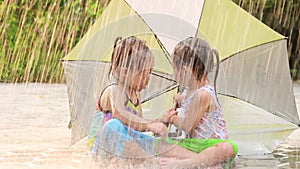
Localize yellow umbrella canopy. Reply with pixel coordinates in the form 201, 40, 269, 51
62, 0, 299, 155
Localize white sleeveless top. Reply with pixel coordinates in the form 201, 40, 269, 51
181, 85, 228, 139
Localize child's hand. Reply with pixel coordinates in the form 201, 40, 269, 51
167, 109, 178, 124
147, 122, 168, 137
167, 108, 178, 115
160, 109, 177, 124
169, 115, 178, 124
174, 94, 184, 108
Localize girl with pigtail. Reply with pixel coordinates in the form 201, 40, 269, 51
160, 37, 238, 168
89, 36, 168, 159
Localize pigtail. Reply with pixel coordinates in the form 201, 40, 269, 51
212, 49, 220, 100
109, 36, 122, 78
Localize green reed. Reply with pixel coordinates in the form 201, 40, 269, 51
0, 0, 110, 83
233, 0, 300, 80
0, 0, 299, 83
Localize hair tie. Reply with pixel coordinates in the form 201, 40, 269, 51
114, 36, 122, 48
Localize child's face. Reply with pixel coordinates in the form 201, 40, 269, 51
129, 68, 152, 92
172, 60, 195, 87
172, 64, 181, 83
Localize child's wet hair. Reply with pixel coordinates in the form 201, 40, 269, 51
109, 36, 154, 79
172, 37, 220, 95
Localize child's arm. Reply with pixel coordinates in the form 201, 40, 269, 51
112, 106, 167, 136
136, 92, 143, 118
170, 90, 211, 133
113, 107, 167, 135
110, 86, 168, 136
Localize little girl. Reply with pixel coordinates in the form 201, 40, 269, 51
160, 37, 238, 168
89, 36, 168, 159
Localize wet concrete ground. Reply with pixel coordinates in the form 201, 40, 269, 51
0, 83, 299, 168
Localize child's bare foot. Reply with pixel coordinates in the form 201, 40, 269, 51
205, 164, 223, 169
107, 158, 132, 169
160, 157, 223, 169
136, 157, 160, 168
107, 158, 118, 169
160, 157, 184, 169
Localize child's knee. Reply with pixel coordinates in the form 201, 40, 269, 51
105, 119, 123, 129
215, 142, 236, 159
100, 119, 127, 136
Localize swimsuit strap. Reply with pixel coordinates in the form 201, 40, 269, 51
97, 83, 118, 112
124, 90, 141, 115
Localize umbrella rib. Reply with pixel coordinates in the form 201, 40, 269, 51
230, 126, 298, 135
142, 84, 178, 104
151, 71, 176, 82
195, 0, 207, 37
220, 38, 286, 63
122, 0, 172, 65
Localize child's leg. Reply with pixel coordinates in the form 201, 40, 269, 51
155, 141, 198, 158
92, 119, 156, 158
160, 142, 236, 168
92, 119, 134, 157
87, 111, 104, 150
122, 140, 153, 158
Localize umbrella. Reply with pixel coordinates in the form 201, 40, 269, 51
62, 0, 299, 155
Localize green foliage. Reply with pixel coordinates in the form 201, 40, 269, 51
232, 0, 300, 80
0, 0, 110, 83
0, 0, 299, 82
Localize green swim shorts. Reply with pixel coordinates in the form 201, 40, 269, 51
161, 137, 238, 168
165, 137, 238, 156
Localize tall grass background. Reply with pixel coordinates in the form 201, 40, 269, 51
233, 0, 300, 80
0, 0, 299, 83
0, 0, 110, 83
